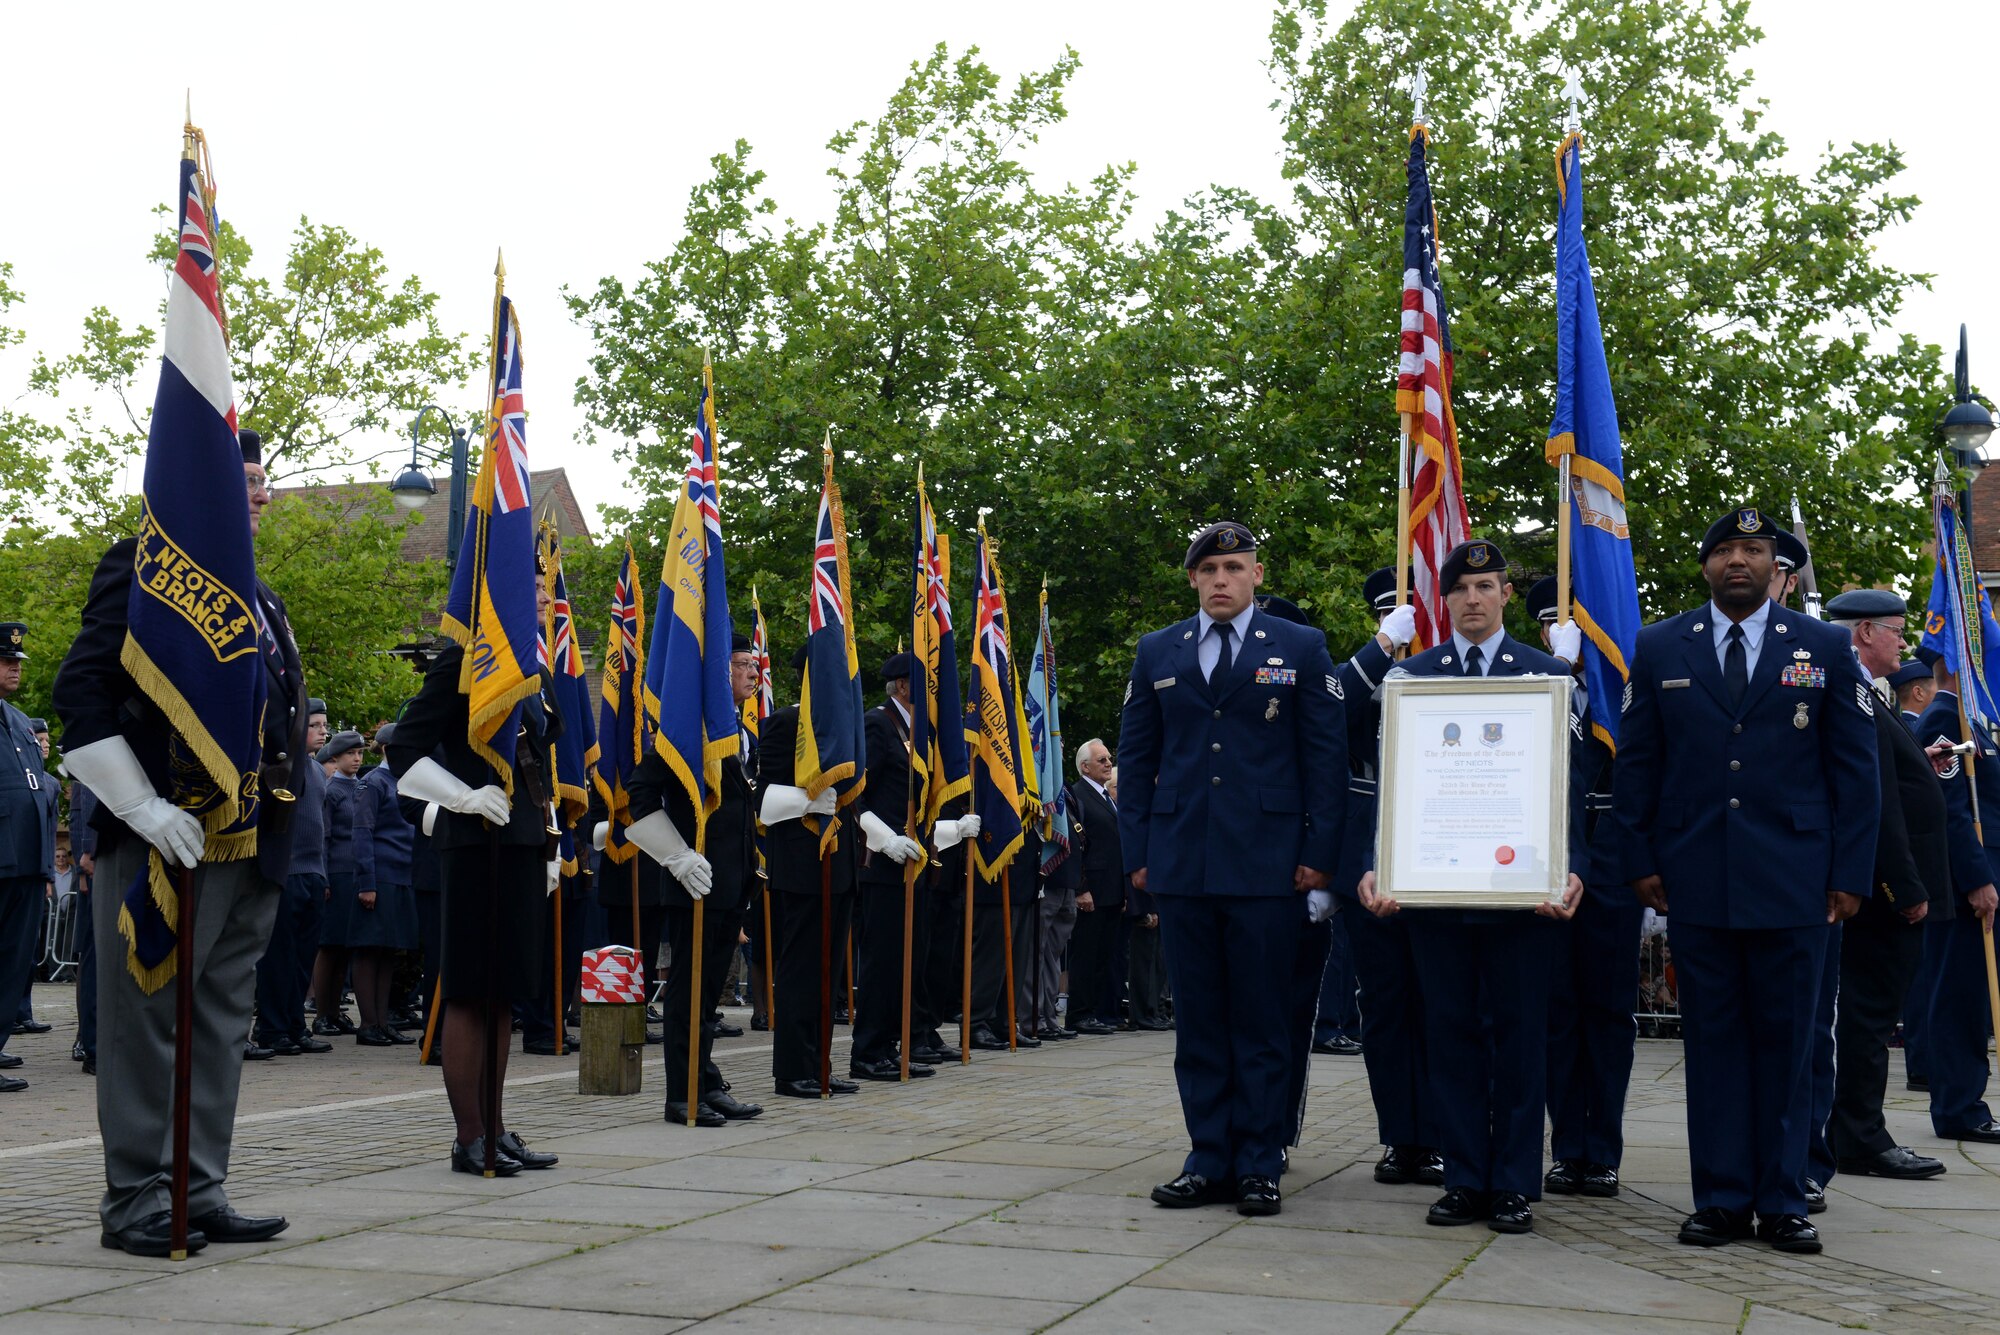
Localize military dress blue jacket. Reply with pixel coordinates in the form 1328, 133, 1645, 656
1117, 607, 1345, 897
0, 700, 56, 881
1330, 634, 1393, 900
360, 763, 413, 888
1911, 690, 1997, 909
323, 770, 377, 890
1613, 602, 1879, 929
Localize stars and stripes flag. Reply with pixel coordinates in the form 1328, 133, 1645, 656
643, 361, 739, 852
796, 436, 868, 850
440, 285, 544, 790
1396, 125, 1471, 650
909, 466, 970, 857
116, 137, 268, 991
594, 540, 647, 864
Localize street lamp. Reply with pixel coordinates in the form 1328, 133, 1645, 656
1940, 324, 1997, 478
388, 404, 473, 574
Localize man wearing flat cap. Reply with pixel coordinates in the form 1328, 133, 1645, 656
253, 698, 333, 1056
1822, 590, 1947, 1184
1613, 507, 1879, 1255
53, 427, 308, 1252
1359, 541, 1588, 1236
0, 623, 58, 1092
1118, 521, 1346, 1218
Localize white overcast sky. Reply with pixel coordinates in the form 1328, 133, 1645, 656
1, 0, 1992, 528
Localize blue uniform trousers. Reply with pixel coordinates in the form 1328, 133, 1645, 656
0, 876, 40, 1054
1545, 895, 1642, 1169
1922, 911, 1996, 1136
1342, 901, 1437, 1149
1407, 912, 1555, 1199
1284, 916, 1332, 1146
254, 873, 324, 1045
1671, 920, 1827, 1218
1156, 893, 1297, 1180
1314, 912, 1357, 1042
1901, 956, 1932, 1084
1804, 923, 1842, 1189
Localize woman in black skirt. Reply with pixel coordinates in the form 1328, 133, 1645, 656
385, 617, 564, 1177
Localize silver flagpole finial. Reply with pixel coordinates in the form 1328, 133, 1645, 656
1411, 68, 1428, 127
1562, 72, 1585, 134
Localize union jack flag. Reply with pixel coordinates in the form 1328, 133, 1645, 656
796, 439, 867, 840
965, 526, 1030, 879
1396, 126, 1471, 650
742, 587, 773, 737
809, 485, 845, 634
594, 540, 647, 864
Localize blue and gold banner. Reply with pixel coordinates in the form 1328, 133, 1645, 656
910, 467, 970, 859
965, 525, 1032, 880
542, 524, 598, 871
797, 438, 867, 851
594, 540, 647, 864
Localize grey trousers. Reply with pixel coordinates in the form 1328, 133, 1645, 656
1035, 888, 1077, 1026
94, 836, 279, 1232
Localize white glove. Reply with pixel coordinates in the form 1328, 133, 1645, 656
546, 859, 561, 894
933, 814, 983, 851
858, 811, 923, 865
759, 784, 835, 825
62, 736, 205, 869
421, 803, 439, 837
1378, 603, 1417, 649
591, 821, 608, 851
627, 809, 712, 898
396, 756, 510, 827
1549, 619, 1583, 665
1307, 889, 1335, 923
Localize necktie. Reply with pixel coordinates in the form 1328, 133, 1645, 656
1724, 624, 1747, 709
1462, 645, 1484, 678
1209, 622, 1234, 692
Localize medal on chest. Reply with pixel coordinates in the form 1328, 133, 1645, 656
1794, 701, 1810, 730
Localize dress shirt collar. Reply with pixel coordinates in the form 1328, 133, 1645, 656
1196, 602, 1257, 646
1450, 625, 1507, 671
1708, 598, 1772, 653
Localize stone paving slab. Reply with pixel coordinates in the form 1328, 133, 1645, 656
1043, 1286, 1406, 1334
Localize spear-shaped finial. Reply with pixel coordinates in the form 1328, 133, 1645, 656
494, 248, 506, 280
821, 426, 833, 458
1562, 71, 1585, 134
1410, 68, 1428, 128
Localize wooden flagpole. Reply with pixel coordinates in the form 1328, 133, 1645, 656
418, 976, 443, 1065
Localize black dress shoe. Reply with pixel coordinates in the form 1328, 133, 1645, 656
1150, 1172, 1232, 1208
970, 1027, 1010, 1051
646, 1027, 664, 1045
1580, 1163, 1621, 1197
1375, 1147, 1418, 1184
1757, 1213, 1821, 1253
665, 1101, 728, 1127
1312, 1035, 1363, 1055
646, 1006, 663, 1024
773, 1077, 859, 1098
1944, 1120, 2000, 1144
1488, 1191, 1533, 1234
1013, 1030, 1042, 1048
713, 1020, 743, 1038
1544, 1159, 1583, 1195
1678, 1206, 1752, 1247
1803, 1178, 1827, 1214
1073, 1019, 1117, 1036
1838, 1146, 1946, 1179
451, 1137, 523, 1175
833, 1008, 851, 1025
750, 1016, 771, 1032
909, 1045, 950, 1065
385, 1026, 418, 1046
12, 1020, 51, 1035
1035, 1025, 1077, 1042
1414, 1150, 1445, 1186
290, 1034, 333, 1054
1236, 1175, 1282, 1216
704, 1089, 764, 1120
243, 1042, 274, 1061
189, 1206, 289, 1243
80, 1057, 94, 1076
71, 1040, 86, 1061
1906, 1074, 1929, 1090
0, 1052, 21, 1069
849, 1059, 906, 1081
102, 1211, 205, 1256
522, 1037, 562, 1055
356, 1026, 395, 1048
0, 1074, 24, 1093
1426, 1188, 1487, 1226
496, 1130, 558, 1168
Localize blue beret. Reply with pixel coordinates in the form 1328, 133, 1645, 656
1885, 660, 1932, 692
1440, 539, 1508, 595
1525, 577, 1559, 623
731, 632, 753, 655
1699, 507, 1786, 561
1824, 588, 1906, 620
238, 427, 263, 466
316, 730, 364, 763
307, 698, 328, 716
1185, 521, 1258, 569
1255, 594, 1310, 626
1362, 566, 1407, 612
28, 717, 47, 734
879, 652, 915, 682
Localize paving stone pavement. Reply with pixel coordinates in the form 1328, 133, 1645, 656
3, 989, 1999, 1332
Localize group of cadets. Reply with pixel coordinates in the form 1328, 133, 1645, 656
1119, 508, 1994, 1258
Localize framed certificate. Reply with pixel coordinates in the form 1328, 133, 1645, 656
1374, 674, 1572, 909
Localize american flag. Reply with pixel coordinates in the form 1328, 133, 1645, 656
1396, 126, 1471, 650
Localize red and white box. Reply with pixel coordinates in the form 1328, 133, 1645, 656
580, 946, 644, 1004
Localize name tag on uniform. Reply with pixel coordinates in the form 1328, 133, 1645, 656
1780, 664, 1826, 689
1662, 679, 1691, 689
1153, 677, 1177, 691
1254, 667, 1297, 686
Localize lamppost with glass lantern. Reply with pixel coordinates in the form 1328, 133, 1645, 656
388, 405, 473, 575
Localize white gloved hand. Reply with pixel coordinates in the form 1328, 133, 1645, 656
1307, 889, 1336, 923
627, 809, 712, 898
547, 859, 561, 894
858, 810, 923, 865
759, 784, 816, 825
421, 803, 440, 837
1549, 619, 1583, 665
591, 821, 608, 851
62, 736, 205, 869
396, 756, 511, 826
933, 814, 983, 851
807, 787, 838, 815
1378, 603, 1417, 649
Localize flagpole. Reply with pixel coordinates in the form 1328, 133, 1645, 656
762, 889, 776, 1027
1554, 79, 1582, 632
1392, 72, 1427, 654
686, 894, 704, 1126
553, 875, 565, 1057
479, 249, 507, 1181
418, 976, 443, 1065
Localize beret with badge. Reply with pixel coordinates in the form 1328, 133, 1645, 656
1699, 506, 1802, 562
1439, 539, 1508, 596
316, 729, 365, 764
1184, 521, 1258, 570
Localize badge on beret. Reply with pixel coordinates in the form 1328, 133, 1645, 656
1466, 544, 1491, 568
1738, 508, 1762, 533
1217, 528, 1240, 551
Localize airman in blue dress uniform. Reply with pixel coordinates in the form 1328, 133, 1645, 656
1119, 521, 1346, 1218
1359, 541, 1586, 1235
1614, 507, 1879, 1255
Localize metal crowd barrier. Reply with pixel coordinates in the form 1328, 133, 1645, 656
1635, 914, 1680, 1037
40, 890, 85, 983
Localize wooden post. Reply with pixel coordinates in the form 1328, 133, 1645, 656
846, 929, 857, 1023
1000, 867, 1017, 1050
686, 897, 704, 1126
169, 865, 197, 1261
578, 1001, 644, 1095
418, 976, 444, 1066
629, 857, 642, 990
